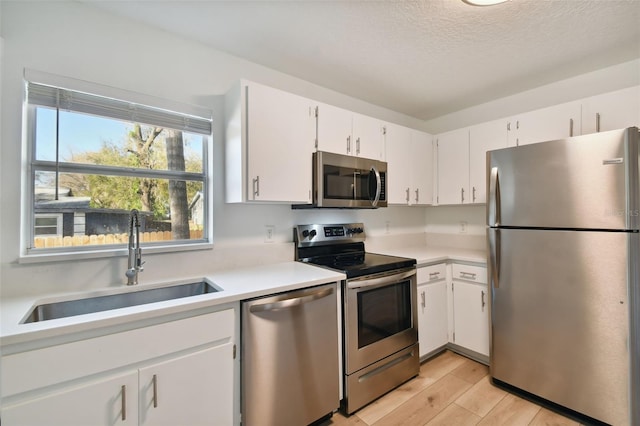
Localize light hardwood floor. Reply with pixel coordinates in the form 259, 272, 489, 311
324, 350, 581, 426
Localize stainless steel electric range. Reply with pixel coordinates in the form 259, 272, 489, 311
294, 223, 420, 414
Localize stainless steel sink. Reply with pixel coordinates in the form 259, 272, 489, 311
23, 281, 220, 323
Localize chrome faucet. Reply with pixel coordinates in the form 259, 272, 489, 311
125, 209, 144, 285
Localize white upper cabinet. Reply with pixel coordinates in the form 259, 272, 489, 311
412, 130, 434, 206
507, 100, 581, 146
317, 103, 385, 160
352, 112, 385, 160
385, 123, 413, 204
225, 80, 315, 204
469, 118, 508, 204
581, 86, 640, 134
385, 124, 433, 205
436, 128, 469, 205
315, 102, 354, 155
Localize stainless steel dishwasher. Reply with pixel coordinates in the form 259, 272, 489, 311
241, 282, 339, 426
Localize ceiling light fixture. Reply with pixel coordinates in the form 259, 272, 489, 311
462, 0, 509, 6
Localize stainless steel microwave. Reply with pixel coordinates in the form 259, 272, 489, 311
306, 151, 387, 208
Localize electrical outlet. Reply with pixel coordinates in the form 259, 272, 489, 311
265, 225, 275, 243
459, 221, 468, 234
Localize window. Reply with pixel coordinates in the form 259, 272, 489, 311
34, 214, 63, 237
25, 80, 212, 255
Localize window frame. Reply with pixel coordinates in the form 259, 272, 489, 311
21, 75, 213, 262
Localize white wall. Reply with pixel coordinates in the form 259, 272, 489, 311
0, 1, 428, 298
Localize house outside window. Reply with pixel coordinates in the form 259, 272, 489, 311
24, 77, 212, 255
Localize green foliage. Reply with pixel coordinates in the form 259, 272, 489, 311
60, 126, 203, 219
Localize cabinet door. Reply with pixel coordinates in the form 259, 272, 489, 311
1, 371, 138, 426
316, 102, 353, 155
411, 130, 433, 205
581, 86, 640, 134
452, 281, 489, 356
384, 123, 413, 204
436, 128, 469, 205
418, 281, 448, 357
352, 112, 384, 160
139, 343, 234, 426
469, 119, 508, 204
246, 82, 315, 203
508, 101, 581, 146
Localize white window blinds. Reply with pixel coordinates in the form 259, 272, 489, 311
26, 82, 212, 136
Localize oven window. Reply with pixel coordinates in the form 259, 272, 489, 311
357, 281, 411, 348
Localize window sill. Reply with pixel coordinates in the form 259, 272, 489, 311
19, 242, 214, 264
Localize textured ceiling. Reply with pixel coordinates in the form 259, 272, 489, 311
81, 0, 640, 120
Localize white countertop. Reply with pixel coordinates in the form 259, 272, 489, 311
1, 245, 486, 347
0, 262, 345, 347
375, 246, 486, 266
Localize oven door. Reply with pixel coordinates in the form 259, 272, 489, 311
344, 267, 417, 374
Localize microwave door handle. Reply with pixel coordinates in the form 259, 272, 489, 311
370, 166, 381, 207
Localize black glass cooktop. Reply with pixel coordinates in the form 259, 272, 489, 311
302, 251, 415, 279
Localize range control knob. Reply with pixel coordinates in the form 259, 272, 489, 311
302, 230, 310, 238
309, 229, 317, 238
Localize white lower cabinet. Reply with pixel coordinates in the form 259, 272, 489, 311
139, 344, 234, 426
2, 371, 140, 426
416, 263, 448, 358
450, 264, 489, 358
1, 308, 237, 426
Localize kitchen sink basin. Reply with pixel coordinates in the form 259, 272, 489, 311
22, 281, 220, 323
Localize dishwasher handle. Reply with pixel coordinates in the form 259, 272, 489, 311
249, 286, 334, 313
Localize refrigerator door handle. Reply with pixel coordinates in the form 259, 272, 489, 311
488, 166, 500, 226
488, 229, 500, 289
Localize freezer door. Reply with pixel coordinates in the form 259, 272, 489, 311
488, 228, 638, 425
487, 127, 639, 230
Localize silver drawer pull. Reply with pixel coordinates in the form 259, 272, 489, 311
459, 271, 477, 280
121, 385, 127, 421
429, 272, 440, 279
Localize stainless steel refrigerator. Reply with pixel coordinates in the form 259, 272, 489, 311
487, 127, 639, 425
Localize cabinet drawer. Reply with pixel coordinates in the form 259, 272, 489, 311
2, 309, 234, 397
417, 263, 446, 284
452, 264, 487, 284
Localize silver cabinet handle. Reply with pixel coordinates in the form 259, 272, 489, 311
507, 122, 511, 131
461, 187, 465, 203
250, 286, 334, 312
121, 385, 127, 421
356, 137, 361, 155
152, 374, 158, 408
421, 291, 425, 308
569, 118, 574, 137
415, 188, 419, 203
429, 272, 440, 279
347, 136, 351, 154
252, 176, 260, 198
405, 187, 410, 203
459, 271, 477, 280
596, 112, 601, 132
472, 186, 476, 203
481, 290, 486, 310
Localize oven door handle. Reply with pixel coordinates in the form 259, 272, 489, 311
347, 269, 415, 290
